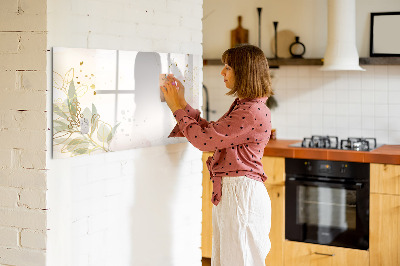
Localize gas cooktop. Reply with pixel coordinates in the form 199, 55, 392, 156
289, 135, 383, 151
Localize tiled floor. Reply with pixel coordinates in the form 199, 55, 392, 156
202, 257, 211, 266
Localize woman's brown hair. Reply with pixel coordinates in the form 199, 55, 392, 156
221, 44, 273, 99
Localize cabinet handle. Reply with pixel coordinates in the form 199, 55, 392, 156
313, 252, 335, 257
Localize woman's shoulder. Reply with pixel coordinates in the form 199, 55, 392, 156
241, 98, 270, 111
246, 100, 271, 123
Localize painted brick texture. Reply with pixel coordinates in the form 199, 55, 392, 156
46, 0, 203, 265
0, 227, 19, 247
21, 229, 47, 249
0, 0, 48, 265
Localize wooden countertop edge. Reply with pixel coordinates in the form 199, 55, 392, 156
204, 140, 400, 164
262, 140, 400, 165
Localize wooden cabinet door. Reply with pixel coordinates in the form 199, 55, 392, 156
262, 156, 285, 186
202, 152, 213, 258
370, 193, 400, 266
284, 241, 369, 266
370, 163, 400, 195
264, 184, 285, 266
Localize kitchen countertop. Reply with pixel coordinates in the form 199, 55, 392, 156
263, 139, 400, 165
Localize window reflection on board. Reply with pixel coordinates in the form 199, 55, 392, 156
52, 47, 201, 158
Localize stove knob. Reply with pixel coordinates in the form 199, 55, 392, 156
340, 164, 347, 174
305, 162, 312, 171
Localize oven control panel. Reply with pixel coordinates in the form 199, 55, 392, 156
286, 158, 369, 180
318, 162, 332, 173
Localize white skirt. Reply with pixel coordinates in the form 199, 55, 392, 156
211, 176, 271, 266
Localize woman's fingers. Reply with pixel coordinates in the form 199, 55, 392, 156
171, 77, 183, 89
176, 78, 184, 88
168, 77, 185, 106
163, 81, 179, 104
160, 85, 167, 95
162, 77, 185, 112
161, 80, 182, 113
166, 76, 181, 89
165, 80, 177, 94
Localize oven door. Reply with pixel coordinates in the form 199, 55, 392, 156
285, 177, 369, 250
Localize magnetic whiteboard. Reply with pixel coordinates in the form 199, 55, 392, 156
52, 47, 201, 158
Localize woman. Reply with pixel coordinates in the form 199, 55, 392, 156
161, 44, 273, 266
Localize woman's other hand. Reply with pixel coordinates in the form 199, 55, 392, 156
161, 80, 184, 113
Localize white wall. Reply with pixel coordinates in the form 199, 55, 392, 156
203, 0, 400, 145
204, 64, 400, 145
204, 0, 325, 58
271, 65, 400, 144
46, 0, 203, 266
0, 0, 48, 265
203, 0, 400, 58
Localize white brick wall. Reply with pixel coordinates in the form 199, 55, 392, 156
0, 227, 19, 247
0, 0, 48, 265
0, 187, 19, 208
21, 229, 47, 250
46, 1, 203, 266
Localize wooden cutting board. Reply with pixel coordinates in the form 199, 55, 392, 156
231, 16, 249, 48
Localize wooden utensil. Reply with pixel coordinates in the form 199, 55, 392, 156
231, 16, 249, 48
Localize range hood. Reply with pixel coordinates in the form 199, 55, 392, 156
320, 0, 365, 71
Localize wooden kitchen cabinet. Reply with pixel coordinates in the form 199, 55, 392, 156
262, 156, 285, 266
202, 152, 213, 258
284, 240, 369, 266
261, 156, 285, 186
264, 184, 285, 266
370, 163, 400, 195
201, 154, 286, 266
370, 163, 400, 266
370, 193, 400, 266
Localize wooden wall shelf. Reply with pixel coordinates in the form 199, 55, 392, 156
268, 58, 323, 67
203, 57, 400, 67
203, 58, 323, 67
359, 57, 400, 65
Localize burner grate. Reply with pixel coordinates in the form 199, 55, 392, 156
296, 136, 378, 151
301, 135, 339, 149
340, 137, 377, 151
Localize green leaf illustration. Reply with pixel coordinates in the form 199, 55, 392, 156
92, 103, 97, 116
97, 123, 111, 143
53, 66, 125, 156
53, 120, 69, 132
76, 84, 89, 97
53, 71, 64, 91
90, 103, 99, 136
54, 138, 68, 146
73, 147, 90, 155
54, 104, 69, 120
68, 80, 77, 118
66, 138, 89, 152
82, 107, 92, 120
107, 122, 120, 144
63, 68, 74, 89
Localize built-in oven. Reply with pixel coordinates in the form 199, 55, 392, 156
285, 158, 369, 250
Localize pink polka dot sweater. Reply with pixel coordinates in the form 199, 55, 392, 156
168, 97, 272, 206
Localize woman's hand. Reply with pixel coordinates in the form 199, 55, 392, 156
169, 76, 187, 108
161, 79, 184, 113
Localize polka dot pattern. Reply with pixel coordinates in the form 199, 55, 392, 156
168, 97, 272, 206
